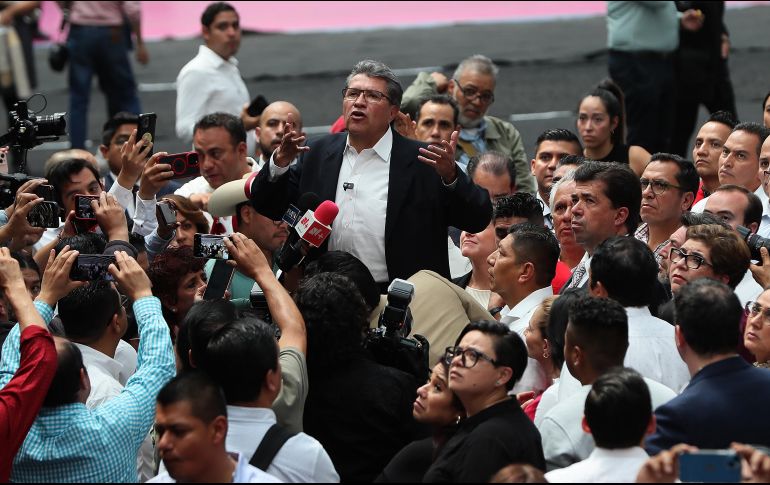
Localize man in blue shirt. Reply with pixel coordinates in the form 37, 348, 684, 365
0, 249, 175, 482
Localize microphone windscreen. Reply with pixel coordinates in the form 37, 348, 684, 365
314, 200, 339, 226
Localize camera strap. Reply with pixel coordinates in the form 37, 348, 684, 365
249, 424, 297, 472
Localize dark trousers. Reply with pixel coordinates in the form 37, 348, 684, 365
609, 50, 675, 154
670, 59, 736, 157
67, 25, 141, 149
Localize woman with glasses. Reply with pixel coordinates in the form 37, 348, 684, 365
576, 79, 650, 176
423, 321, 545, 482
667, 224, 749, 296
745, 291, 770, 368
377, 359, 465, 482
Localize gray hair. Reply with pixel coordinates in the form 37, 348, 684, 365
549, 170, 576, 211
453, 54, 499, 81
346, 59, 403, 107
467, 151, 516, 187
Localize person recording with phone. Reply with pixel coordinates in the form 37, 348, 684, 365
249, 59, 492, 287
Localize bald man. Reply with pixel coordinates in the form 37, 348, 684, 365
256, 101, 304, 166
44, 149, 100, 175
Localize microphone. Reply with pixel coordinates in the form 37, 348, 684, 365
295, 200, 338, 248
275, 193, 322, 272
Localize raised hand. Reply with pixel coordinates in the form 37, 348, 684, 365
223, 232, 271, 280
138, 152, 172, 201
108, 251, 153, 301
394, 111, 417, 140
117, 129, 152, 189
37, 246, 86, 307
93, 192, 129, 242
272, 112, 309, 167
418, 130, 459, 183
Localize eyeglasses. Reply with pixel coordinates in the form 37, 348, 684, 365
669, 247, 713, 270
746, 301, 770, 325
640, 178, 682, 195
341, 88, 392, 104
452, 79, 495, 104
444, 345, 497, 368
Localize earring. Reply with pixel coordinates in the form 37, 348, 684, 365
543, 351, 550, 359
455, 415, 462, 425
495, 380, 501, 386
171, 308, 177, 313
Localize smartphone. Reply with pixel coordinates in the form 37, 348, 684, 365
27, 201, 60, 228
137, 112, 157, 157
157, 200, 176, 227
203, 259, 235, 300
159, 152, 200, 179
679, 450, 742, 483
70, 254, 116, 281
193, 233, 229, 260
246, 95, 269, 117
75, 194, 100, 220
33, 184, 55, 202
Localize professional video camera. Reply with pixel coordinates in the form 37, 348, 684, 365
364, 279, 430, 382
0, 97, 67, 174
737, 225, 770, 262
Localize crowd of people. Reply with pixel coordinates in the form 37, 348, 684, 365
1, 0, 770, 483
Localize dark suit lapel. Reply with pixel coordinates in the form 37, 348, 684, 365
385, 130, 416, 243
318, 135, 346, 203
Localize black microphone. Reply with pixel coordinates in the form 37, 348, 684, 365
275, 192, 321, 272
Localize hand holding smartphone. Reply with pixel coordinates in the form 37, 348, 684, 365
70, 254, 116, 281
137, 113, 157, 158
75, 194, 100, 220
159, 152, 200, 179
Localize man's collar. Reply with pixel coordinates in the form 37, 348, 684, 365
509, 286, 554, 319
73, 343, 123, 381
345, 127, 393, 162
459, 118, 489, 141
199, 45, 237, 68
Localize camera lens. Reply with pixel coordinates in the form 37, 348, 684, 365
35, 113, 67, 138
172, 157, 186, 174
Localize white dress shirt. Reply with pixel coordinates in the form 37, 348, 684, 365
271, 130, 393, 282
625, 306, 690, 393
756, 186, 770, 236
74, 343, 124, 409
735, 269, 763, 308
539, 380, 675, 471
175, 45, 255, 155
150, 452, 282, 483
534, 378, 560, 428
501, 286, 554, 394
537, 192, 553, 230
225, 406, 339, 482
545, 447, 650, 483
114, 339, 137, 385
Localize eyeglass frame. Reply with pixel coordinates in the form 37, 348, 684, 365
341, 87, 393, 105
451, 78, 495, 104
444, 345, 498, 368
640, 178, 683, 196
746, 301, 770, 325
669, 247, 713, 270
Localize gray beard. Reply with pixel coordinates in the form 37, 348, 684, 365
458, 113, 483, 129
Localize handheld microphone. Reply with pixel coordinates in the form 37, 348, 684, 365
275, 193, 321, 272
275, 199, 338, 272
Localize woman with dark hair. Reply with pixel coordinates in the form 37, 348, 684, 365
377, 359, 465, 482
423, 321, 545, 482
576, 79, 651, 176
296, 272, 417, 483
147, 245, 206, 338
522, 296, 559, 420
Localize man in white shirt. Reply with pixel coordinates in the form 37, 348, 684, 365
248, 60, 492, 284
562, 161, 641, 290
538, 297, 675, 471
545, 368, 655, 483
530, 129, 582, 230
175, 113, 258, 234
488, 222, 559, 394
152, 372, 281, 484
188, 312, 338, 482
176, 2, 257, 155
588, 236, 690, 392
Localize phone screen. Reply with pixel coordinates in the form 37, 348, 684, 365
75, 194, 99, 220
70, 255, 116, 281
194, 234, 229, 260
203, 259, 235, 300
27, 201, 60, 228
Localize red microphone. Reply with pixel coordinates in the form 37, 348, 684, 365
295, 200, 339, 248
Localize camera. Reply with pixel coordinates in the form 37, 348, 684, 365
3, 99, 66, 151
0, 172, 38, 208
249, 284, 282, 340
737, 225, 770, 262
364, 279, 430, 382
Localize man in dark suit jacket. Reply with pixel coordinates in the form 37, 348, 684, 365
646, 279, 770, 455
248, 60, 492, 283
